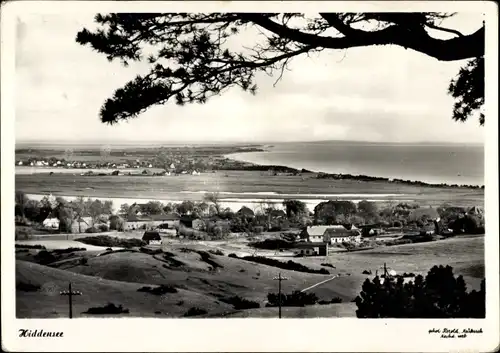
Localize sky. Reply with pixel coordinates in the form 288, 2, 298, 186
15, 12, 485, 144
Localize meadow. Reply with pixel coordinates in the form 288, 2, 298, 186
15, 170, 485, 208
15, 234, 484, 318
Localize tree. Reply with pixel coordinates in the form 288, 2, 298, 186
282, 199, 307, 218
109, 215, 126, 231
24, 200, 42, 223
176, 200, 195, 215
103, 200, 114, 215
119, 203, 130, 216
140, 201, 164, 215
314, 200, 357, 225
69, 197, 88, 233
355, 265, 485, 318
357, 200, 380, 224
15, 191, 29, 220
163, 202, 175, 213
204, 192, 221, 215
76, 13, 484, 126
195, 201, 209, 215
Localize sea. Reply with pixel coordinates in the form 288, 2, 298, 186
227, 141, 484, 187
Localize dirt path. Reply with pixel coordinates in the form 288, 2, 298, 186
300, 275, 339, 293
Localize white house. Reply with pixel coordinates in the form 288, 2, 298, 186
43, 216, 60, 229
301, 225, 361, 245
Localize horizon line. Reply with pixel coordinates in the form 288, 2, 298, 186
15, 138, 485, 146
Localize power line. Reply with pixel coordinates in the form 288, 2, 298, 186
273, 272, 289, 319
59, 282, 82, 318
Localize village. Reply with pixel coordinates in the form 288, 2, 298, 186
19, 191, 485, 258
14, 145, 270, 176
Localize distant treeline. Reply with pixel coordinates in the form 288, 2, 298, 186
316, 172, 484, 189
218, 163, 313, 174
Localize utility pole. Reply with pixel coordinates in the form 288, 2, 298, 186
273, 272, 288, 319
59, 282, 82, 318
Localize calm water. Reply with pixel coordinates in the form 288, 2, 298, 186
228, 141, 484, 186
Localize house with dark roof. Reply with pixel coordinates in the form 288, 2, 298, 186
125, 214, 152, 230
150, 213, 180, 229
142, 231, 162, 245
179, 215, 203, 229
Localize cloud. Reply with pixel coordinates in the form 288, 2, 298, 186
15, 12, 484, 144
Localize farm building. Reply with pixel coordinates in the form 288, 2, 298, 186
292, 242, 329, 256
300, 225, 331, 243
205, 216, 231, 228
301, 225, 360, 244
359, 224, 386, 237
150, 213, 180, 229
125, 214, 153, 230
324, 225, 362, 244
179, 215, 203, 229
42, 215, 59, 229
142, 231, 162, 245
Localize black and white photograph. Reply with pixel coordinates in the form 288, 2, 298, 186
1, 1, 499, 352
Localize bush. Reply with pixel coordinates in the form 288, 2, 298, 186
183, 307, 207, 317
76, 235, 145, 248
250, 238, 296, 250
221, 296, 260, 310
208, 249, 224, 256
139, 247, 163, 255
109, 215, 126, 231
195, 250, 224, 269
239, 256, 329, 275
85, 227, 100, 234
321, 263, 335, 268
355, 265, 485, 318
15, 227, 34, 240
33, 250, 57, 265
15, 244, 46, 250
83, 303, 130, 315
267, 291, 318, 307
52, 247, 86, 254
228, 253, 238, 258
17, 282, 41, 292
98, 224, 109, 232
137, 285, 178, 295
318, 297, 343, 305
362, 270, 372, 275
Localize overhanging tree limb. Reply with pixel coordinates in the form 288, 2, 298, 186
76, 12, 485, 125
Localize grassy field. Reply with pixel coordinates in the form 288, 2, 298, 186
15, 170, 484, 207
15, 234, 484, 318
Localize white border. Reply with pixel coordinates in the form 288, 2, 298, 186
2, 1, 499, 352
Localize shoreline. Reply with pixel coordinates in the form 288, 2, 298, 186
222, 150, 484, 190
